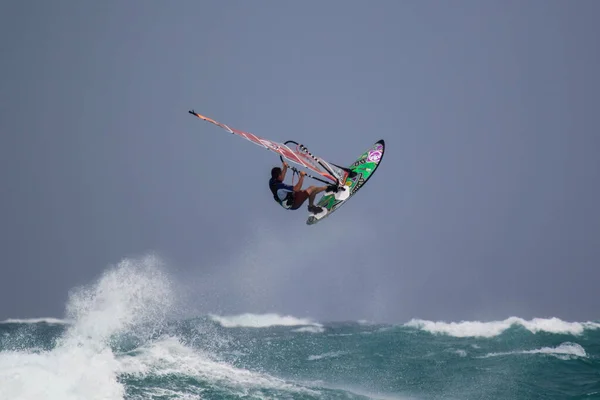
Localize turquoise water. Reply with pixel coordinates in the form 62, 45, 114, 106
1, 259, 598, 399
1, 316, 598, 399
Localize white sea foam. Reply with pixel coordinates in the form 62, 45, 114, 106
210, 312, 322, 329
118, 335, 321, 397
482, 342, 587, 360
406, 316, 600, 338
293, 326, 325, 333
308, 350, 347, 361
446, 349, 467, 357
0, 257, 331, 400
0, 255, 174, 400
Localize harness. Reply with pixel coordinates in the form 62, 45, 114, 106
269, 169, 298, 209
270, 181, 294, 209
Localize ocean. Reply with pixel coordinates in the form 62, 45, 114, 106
1, 259, 598, 400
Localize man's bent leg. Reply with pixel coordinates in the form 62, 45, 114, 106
305, 186, 328, 207
290, 190, 310, 210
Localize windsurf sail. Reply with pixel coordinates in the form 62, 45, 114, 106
189, 110, 347, 185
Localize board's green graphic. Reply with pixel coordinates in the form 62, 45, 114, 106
307, 140, 385, 225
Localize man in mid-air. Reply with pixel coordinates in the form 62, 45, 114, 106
269, 161, 329, 214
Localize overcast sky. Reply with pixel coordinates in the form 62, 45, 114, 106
1, 1, 599, 323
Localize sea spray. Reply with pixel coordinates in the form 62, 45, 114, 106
0, 255, 174, 400
62, 255, 174, 347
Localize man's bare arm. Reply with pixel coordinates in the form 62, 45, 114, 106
294, 171, 305, 191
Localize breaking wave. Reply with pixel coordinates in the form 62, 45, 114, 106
209, 312, 323, 329
0, 255, 175, 400
0, 258, 331, 400
405, 316, 600, 337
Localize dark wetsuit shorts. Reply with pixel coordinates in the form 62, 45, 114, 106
290, 190, 310, 210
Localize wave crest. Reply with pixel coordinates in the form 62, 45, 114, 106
406, 317, 600, 337
209, 313, 322, 329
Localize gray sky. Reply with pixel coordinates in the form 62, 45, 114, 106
1, 1, 599, 323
